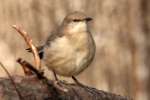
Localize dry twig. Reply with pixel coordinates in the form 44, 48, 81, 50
12, 25, 41, 70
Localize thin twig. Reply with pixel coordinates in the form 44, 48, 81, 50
0, 62, 23, 100
12, 25, 41, 70
17, 58, 68, 92
17, 58, 44, 79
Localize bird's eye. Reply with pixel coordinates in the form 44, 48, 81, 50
73, 19, 81, 22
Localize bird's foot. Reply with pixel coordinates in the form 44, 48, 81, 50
53, 79, 68, 92
72, 76, 85, 87
52, 71, 68, 92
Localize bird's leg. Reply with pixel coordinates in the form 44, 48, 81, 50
52, 70, 68, 92
72, 76, 85, 87
52, 70, 58, 81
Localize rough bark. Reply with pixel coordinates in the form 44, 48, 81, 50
0, 76, 132, 100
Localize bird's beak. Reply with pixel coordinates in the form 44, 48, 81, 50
85, 17, 93, 21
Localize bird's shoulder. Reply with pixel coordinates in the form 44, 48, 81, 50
45, 27, 65, 46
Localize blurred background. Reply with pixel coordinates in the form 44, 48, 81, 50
0, 0, 149, 100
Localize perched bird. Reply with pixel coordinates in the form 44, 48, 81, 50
28, 11, 96, 83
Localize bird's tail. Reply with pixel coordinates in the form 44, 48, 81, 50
26, 46, 44, 59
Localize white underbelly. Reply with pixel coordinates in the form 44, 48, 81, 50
43, 36, 89, 76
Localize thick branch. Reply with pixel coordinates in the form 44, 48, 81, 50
0, 76, 132, 100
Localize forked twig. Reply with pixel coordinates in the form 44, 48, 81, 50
0, 62, 23, 100
12, 25, 67, 95
17, 58, 68, 92
12, 25, 41, 70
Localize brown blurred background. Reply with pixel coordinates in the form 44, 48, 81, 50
0, 0, 149, 100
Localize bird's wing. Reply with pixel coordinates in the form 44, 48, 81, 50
45, 28, 64, 46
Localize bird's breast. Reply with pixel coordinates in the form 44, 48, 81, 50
43, 32, 95, 76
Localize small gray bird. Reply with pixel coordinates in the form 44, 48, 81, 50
28, 11, 96, 83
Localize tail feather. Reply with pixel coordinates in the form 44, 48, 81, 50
26, 46, 44, 59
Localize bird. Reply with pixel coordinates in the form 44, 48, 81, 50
28, 11, 96, 84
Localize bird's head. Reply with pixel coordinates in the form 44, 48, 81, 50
61, 11, 93, 33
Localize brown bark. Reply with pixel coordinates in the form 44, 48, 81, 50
0, 76, 131, 100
